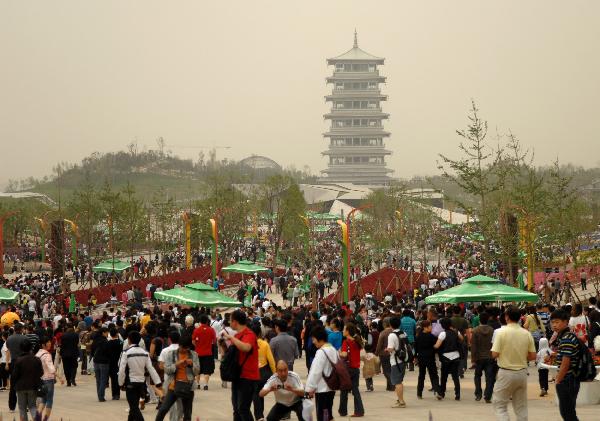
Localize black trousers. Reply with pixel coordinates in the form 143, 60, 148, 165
126, 382, 146, 421
556, 374, 580, 421
539, 368, 549, 391
474, 358, 496, 400
156, 389, 194, 421
232, 378, 257, 421
440, 357, 461, 398
253, 366, 272, 419
110, 368, 120, 399
8, 364, 16, 411
62, 356, 78, 385
417, 358, 440, 396
266, 401, 304, 421
315, 391, 335, 421
338, 367, 364, 416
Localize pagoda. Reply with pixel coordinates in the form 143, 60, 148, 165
319, 31, 393, 185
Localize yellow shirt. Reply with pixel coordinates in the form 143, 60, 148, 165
257, 338, 276, 373
1, 311, 20, 327
140, 314, 151, 329
491, 323, 535, 370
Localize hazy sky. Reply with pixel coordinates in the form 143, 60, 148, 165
1, 1, 599, 188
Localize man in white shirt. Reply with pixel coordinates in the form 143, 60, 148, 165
259, 360, 305, 421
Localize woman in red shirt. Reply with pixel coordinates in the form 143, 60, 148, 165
338, 322, 365, 417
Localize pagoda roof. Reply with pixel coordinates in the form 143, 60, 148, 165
327, 31, 384, 64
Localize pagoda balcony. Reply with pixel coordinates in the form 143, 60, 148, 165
323, 129, 391, 137
333, 70, 379, 77
322, 147, 392, 156
326, 74, 386, 83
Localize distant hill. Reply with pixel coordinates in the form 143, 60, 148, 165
5, 148, 317, 202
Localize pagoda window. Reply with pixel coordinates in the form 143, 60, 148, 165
368, 119, 380, 127
353, 138, 360, 146
368, 82, 377, 90
367, 101, 378, 109
368, 64, 376, 72
335, 82, 344, 90
345, 157, 353, 164
343, 64, 352, 72
335, 64, 344, 72
351, 64, 369, 72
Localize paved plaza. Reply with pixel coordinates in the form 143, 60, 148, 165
0, 357, 596, 421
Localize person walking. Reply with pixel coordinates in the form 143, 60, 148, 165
269, 319, 299, 372
155, 335, 199, 421
375, 317, 394, 391
491, 306, 536, 421
92, 327, 110, 401
192, 314, 217, 390
551, 309, 582, 421
59, 324, 80, 387
536, 338, 552, 397
305, 325, 337, 421
36, 336, 61, 421
106, 327, 124, 401
12, 340, 43, 421
338, 323, 365, 417
434, 318, 463, 401
471, 312, 495, 403
223, 310, 259, 421
414, 320, 440, 399
252, 321, 276, 421
6, 323, 29, 411
387, 317, 411, 408
118, 331, 162, 421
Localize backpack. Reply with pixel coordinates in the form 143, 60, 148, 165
392, 330, 413, 364
219, 338, 253, 382
321, 347, 352, 391
576, 338, 597, 382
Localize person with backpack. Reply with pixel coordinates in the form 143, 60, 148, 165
386, 316, 411, 409
222, 310, 259, 421
305, 325, 340, 421
551, 309, 583, 421
338, 322, 365, 417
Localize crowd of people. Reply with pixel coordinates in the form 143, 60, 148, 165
0, 269, 597, 421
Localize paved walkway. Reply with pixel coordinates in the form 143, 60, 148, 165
0, 358, 596, 421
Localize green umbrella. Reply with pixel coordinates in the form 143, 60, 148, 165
221, 260, 269, 274
92, 259, 131, 273
0, 287, 19, 303
425, 275, 538, 304
155, 283, 242, 307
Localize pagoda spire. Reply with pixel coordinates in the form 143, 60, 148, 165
353, 29, 358, 48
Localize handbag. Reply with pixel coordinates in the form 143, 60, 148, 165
37, 382, 48, 398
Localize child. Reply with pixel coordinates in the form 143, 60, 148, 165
536, 337, 552, 396
360, 349, 380, 392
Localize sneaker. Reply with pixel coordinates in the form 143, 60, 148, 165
437, 394, 444, 401
475, 395, 482, 401
417, 394, 423, 399
485, 399, 492, 404
539, 389, 548, 397
391, 401, 406, 408
140, 400, 145, 410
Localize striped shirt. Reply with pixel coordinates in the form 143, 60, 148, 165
556, 330, 580, 376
